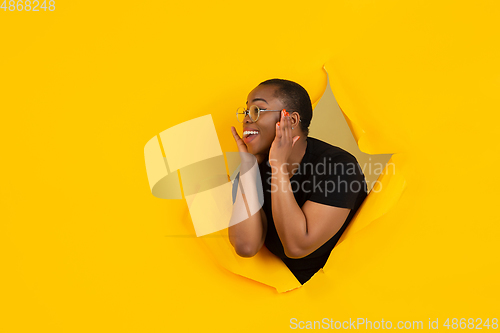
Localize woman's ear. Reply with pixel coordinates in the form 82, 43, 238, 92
291, 112, 300, 129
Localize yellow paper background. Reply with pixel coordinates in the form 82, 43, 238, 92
1, 0, 500, 332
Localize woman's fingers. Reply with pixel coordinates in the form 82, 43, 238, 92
231, 126, 240, 143
283, 110, 291, 144
275, 113, 282, 140
287, 111, 292, 141
231, 126, 241, 139
276, 110, 296, 145
231, 126, 248, 153
282, 110, 286, 128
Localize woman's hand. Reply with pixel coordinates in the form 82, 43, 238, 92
269, 110, 300, 171
231, 126, 267, 165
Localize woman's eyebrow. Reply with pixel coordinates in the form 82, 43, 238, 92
246, 98, 268, 105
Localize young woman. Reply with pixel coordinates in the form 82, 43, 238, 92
229, 79, 368, 284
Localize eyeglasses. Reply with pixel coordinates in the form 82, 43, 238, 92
236, 105, 301, 124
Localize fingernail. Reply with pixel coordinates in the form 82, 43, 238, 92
277, 122, 280, 127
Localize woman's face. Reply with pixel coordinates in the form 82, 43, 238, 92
243, 85, 284, 156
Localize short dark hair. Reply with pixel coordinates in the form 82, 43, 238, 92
258, 78, 313, 136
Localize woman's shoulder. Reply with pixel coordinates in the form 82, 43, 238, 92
307, 137, 358, 162
305, 137, 366, 181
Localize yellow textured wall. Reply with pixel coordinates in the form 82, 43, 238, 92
1, 0, 499, 332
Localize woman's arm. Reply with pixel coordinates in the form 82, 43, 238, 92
228, 167, 268, 257
228, 126, 267, 257
271, 167, 350, 258
268, 111, 353, 258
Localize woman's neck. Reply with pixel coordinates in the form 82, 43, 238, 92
286, 136, 308, 178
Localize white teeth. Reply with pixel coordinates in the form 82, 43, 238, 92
243, 131, 259, 137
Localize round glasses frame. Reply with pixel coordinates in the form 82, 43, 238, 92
236, 105, 302, 124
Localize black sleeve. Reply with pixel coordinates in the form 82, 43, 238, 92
307, 154, 366, 209
231, 171, 240, 205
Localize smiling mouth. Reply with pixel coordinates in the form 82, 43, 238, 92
243, 130, 259, 143
243, 130, 259, 138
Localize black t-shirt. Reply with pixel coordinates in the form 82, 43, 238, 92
233, 137, 368, 284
